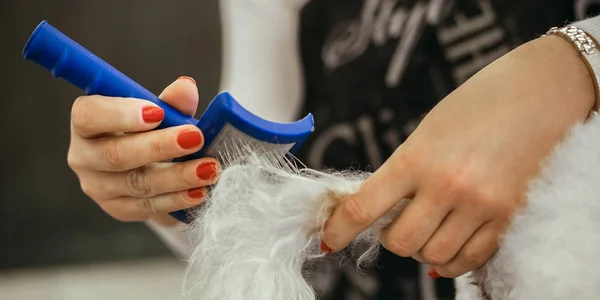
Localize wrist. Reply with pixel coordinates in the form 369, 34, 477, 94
540, 29, 598, 119
521, 34, 596, 121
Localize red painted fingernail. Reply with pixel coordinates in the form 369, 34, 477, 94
196, 162, 218, 180
188, 187, 206, 199
178, 76, 196, 85
177, 131, 203, 149
142, 106, 165, 123
320, 240, 333, 254
428, 266, 441, 279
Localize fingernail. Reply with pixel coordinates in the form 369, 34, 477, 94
177, 131, 203, 149
428, 266, 441, 279
188, 187, 206, 202
320, 240, 333, 254
178, 76, 196, 85
142, 106, 165, 123
196, 162, 218, 181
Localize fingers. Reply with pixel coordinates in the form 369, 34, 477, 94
432, 221, 503, 278
71, 76, 199, 139
71, 96, 165, 138
68, 76, 209, 224
379, 192, 452, 257
70, 125, 204, 172
322, 152, 415, 251
159, 76, 199, 116
101, 187, 209, 222
88, 158, 220, 200
417, 209, 484, 265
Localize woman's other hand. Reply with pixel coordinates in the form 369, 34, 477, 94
67, 77, 220, 226
321, 35, 596, 278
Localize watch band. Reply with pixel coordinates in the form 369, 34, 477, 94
544, 25, 600, 118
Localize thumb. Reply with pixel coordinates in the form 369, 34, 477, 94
322, 149, 416, 251
158, 76, 200, 116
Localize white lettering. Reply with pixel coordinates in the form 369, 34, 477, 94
385, 2, 428, 87
323, 0, 450, 86
437, 0, 496, 44
373, 0, 399, 46
437, 0, 510, 83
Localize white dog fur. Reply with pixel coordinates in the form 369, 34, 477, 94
181, 115, 600, 300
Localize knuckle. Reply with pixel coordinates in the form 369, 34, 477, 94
462, 248, 487, 267
384, 237, 414, 257
176, 163, 195, 187
322, 231, 344, 250
469, 186, 498, 210
437, 163, 508, 215
80, 181, 99, 200
71, 96, 92, 131
125, 167, 153, 197
66, 151, 84, 170
389, 147, 417, 173
136, 198, 157, 216
149, 138, 167, 160
102, 138, 128, 170
341, 194, 371, 225
172, 191, 188, 207
438, 164, 476, 199
422, 248, 450, 265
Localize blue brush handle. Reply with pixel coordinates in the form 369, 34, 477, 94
23, 21, 198, 129
23, 20, 315, 224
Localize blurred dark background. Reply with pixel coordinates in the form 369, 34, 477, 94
0, 0, 222, 270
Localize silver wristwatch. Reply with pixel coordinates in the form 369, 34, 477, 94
545, 25, 600, 117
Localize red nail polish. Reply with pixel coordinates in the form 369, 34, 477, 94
428, 267, 441, 279
188, 187, 206, 199
196, 162, 218, 180
320, 241, 333, 254
178, 76, 196, 85
142, 106, 164, 123
177, 131, 203, 149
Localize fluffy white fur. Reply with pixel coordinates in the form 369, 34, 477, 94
181, 115, 600, 300
455, 115, 600, 300
181, 145, 403, 300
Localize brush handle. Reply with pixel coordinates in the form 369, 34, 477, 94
23, 20, 198, 129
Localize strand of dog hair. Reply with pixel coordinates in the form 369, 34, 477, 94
180, 142, 405, 300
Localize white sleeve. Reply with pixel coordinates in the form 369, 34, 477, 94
147, 0, 308, 259
218, 0, 308, 123
573, 14, 600, 39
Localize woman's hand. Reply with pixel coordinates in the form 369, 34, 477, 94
321, 36, 596, 278
67, 77, 220, 226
